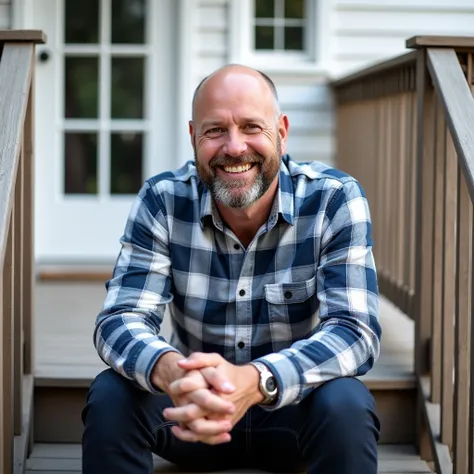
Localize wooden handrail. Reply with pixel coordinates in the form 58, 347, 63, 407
0, 32, 43, 474
426, 48, 474, 202
332, 36, 474, 474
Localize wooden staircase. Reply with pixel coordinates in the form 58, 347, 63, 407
26, 280, 423, 472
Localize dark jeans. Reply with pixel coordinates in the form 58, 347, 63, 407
82, 369, 380, 474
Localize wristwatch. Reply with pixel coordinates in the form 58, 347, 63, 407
250, 362, 278, 405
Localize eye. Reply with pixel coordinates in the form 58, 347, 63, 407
205, 127, 226, 136
244, 123, 261, 132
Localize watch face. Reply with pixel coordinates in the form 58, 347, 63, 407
265, 377, 276, 392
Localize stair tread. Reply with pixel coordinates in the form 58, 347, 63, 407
34, 282, 415, 388
26, 443, 431, 473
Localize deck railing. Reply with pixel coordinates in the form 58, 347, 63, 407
0, 31, 44, 474
333, 36, 474, 474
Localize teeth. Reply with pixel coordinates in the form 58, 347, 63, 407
223, 164, 252, 173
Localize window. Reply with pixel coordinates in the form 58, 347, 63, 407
229, 0, 329, 74
254, 0, 305, 51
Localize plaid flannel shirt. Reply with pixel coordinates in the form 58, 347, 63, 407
94, 154, 381, 410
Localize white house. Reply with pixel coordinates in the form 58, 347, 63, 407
0, 0, 472, 267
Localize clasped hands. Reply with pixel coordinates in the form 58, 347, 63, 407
160, 352, 263, 445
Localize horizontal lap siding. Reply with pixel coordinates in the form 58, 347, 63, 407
332, 0, 474, 75
194, 0, 334, 164
0, 0, 11, 28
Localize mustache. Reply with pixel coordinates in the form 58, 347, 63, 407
209, 154, 264, 168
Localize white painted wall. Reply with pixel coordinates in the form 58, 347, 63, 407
190, 0, 474, 165
192, 0, 335, 164
330, 0, 474, 75
0, 0, 11, 28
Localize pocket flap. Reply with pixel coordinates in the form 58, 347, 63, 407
264, 276, 316, 305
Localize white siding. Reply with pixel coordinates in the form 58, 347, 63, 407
192, 0, 335, 164
0, 0, 11, 28
331, 0, 474, 75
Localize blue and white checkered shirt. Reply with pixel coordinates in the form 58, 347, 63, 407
94, 155, 381, 410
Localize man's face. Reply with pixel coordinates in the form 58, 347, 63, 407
190, 72, 288, 209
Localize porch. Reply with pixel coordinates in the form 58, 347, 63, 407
1, 31, 474, 473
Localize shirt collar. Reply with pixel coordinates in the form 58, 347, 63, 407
199, 155, 295, 229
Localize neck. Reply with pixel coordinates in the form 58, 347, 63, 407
216, 177, 279, 247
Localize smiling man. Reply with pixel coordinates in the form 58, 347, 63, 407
82, 65, 382, 474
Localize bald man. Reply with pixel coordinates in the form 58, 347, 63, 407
82, 65, 382, 474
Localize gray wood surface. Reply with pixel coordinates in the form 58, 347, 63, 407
25, 443, 431, 473
0, 30, 46, 42
427, 48, 474, 204
33, 282, 415, 388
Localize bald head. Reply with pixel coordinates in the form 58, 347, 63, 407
191, 65, 280, 121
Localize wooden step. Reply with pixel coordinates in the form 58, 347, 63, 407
33, 282, 416, 444
26, 443, 432, 473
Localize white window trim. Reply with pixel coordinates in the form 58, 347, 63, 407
229, 0, 332, 76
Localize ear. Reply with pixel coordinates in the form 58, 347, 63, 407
189, 120, 196, 149
278, 114, 290, 154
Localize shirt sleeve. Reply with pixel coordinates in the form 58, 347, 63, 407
93, 181, 181, 393
256, 178, 381, 410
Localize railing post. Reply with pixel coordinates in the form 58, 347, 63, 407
414, 48, 435, 460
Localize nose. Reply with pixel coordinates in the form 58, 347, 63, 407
222, 130, 247, 157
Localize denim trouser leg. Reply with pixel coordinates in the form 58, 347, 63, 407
82, 369, 380, 474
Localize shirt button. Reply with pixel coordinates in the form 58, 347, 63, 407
284, 291, 293, 299
239, 289, 246, 296
234, 244, 240, 250
237, 341, 245, 349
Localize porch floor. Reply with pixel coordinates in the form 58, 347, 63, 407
26, 443, 431, 473
34, 281, 414, 387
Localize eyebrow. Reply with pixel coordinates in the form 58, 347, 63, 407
201, 117, 266, 128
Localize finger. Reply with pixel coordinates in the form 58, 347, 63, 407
178, 352, 224, 370
187, 417, 232, 436
188, 388, 235, 414
201, 367, 235, 393
171, 425, 232, 445
163, 403, 208, 423
168, 373, 208, 396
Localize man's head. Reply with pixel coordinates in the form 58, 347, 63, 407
189, 65, 289, 209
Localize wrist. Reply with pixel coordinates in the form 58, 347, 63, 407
151, 351, 185, 392
243, 364, 265, 406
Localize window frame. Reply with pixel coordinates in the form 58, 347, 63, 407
229, 0, 331, 75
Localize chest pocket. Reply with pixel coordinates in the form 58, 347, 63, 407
264, 276, 317, 323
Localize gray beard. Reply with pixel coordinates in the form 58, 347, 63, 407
209, 172, 265, 209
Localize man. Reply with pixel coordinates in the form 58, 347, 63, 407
82, 65, 381, 474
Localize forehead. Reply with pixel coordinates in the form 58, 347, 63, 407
194, 72, 275, 122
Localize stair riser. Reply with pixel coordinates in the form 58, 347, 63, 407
34, 386, 416, 444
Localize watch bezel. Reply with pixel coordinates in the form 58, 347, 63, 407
252, 362, 278, 404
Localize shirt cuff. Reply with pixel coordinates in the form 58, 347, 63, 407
135, 342, 182, 394
255, 353, 304, 410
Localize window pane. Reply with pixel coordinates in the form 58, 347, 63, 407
111, 57, 144, 119
110, 133, 143, 194
284, 26, 304, 50
65, 0, 99, 44
285, 0, 304, 19
255, 26, 274, 50
65, 57, 99, 119
112, 0, 146, 44
64, 133, 98, 195
255, 0, 274, 18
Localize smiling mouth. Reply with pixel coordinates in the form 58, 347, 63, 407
220, 163, 255, 174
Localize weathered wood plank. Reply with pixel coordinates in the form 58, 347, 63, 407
26, 443, 431, 473
13, 374, 34, 474
0, 30, 46, 43
0, 43, 33, 268
407, 36, 474, 49
427, 48, 474, 206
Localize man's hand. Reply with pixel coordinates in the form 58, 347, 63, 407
151, 352, 236, 444
163, 353, 264, 443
